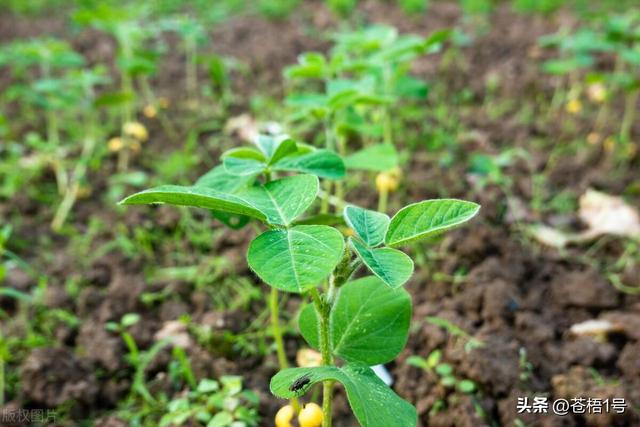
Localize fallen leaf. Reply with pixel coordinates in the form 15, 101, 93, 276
528, 224, 572, 248
154, 320, 192, 348
569, 319, 622, 337
579, 189, 640, 239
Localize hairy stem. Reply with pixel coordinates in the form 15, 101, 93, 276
270, 287, 300, 412
270, 287, 288, 369
311, 287, 334, 427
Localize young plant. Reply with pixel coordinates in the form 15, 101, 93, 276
120, 135, 480, 426
74, 4, 162, 170
160, 376, 260, 427
0, 39, 110, 230
0, 38, 85, 195
284, 25, 449, 213
603, 13, 640, 150
426, 316, 484, 353
538, 28, 607, 114
106, 313, 170, 405
407, 350, 478, 394
159, 16, 207, 101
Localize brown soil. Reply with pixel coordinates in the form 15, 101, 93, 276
2, 1, 640, 427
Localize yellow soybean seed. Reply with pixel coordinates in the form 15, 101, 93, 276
143, 105, 157, 118
107, 137, 124, 152
565, 99, 582, 114
376, 172, 399, 193
275, 404, 294, 427
123, 121, 149, 142
298, 403, 323, 427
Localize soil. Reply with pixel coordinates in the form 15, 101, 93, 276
1, 1, 640, 427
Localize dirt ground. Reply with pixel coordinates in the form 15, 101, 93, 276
2, 1, 640, 426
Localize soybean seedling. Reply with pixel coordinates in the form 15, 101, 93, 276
285, 26, 449, 213
106, 313, 170, 405
426, 316, 484, 353
74, 4, 162, 170
120, 135, 480, 427
602, 13, 640, 154
160, 376, 260, 426
159, 16, 207, 102
0, 40, 111, 230
407, 350, 478, 394
538, 28, 607, 115
0, 38, 85, 195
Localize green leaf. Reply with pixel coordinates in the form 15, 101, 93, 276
285, 52, 329, 80
293, 213, 346, 227
207, 411, 233, 427
298, 276, 411, 364
345, 143, 399, 171
271, 364, 417, 427
458, 379, 476, 394
195, 165, 256, 192
247, 225, 344, 293
385, 199, 480, 247
239, 175, 318, 226
254, 134, 280, 159
197, 379, 220, 393
195, 165, 256, 229
406, 355, 428, 369
211, 211, 251, 229
350, 239, 413, 288
222, 147, 267, 176
119, 185, 267, 221
268, 138, 298, 165
120, 175, 318, 227
343, 205, 389, 247
273, 149, 345, 179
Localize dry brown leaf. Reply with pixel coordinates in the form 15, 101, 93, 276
578, 189, 640, 239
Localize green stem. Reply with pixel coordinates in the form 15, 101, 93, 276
118, 41, 134, 172
334, 135, 346, 213
383, 106, 393, 146
270, 287, 300, 412
382, 65, 393, 146
310, 287, 333, 427
378, 188, 388, 213
139, 76, 179, 141
321, 181, 332, 214
46, 111, 67, 195
52, 111, 97, 231
186, 37, 198, 100
620, 89, 638, 144
0, 339, 4, 405
270, 287, 288, 370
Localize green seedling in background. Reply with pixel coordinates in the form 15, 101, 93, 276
160, 376, 260, 427
426, 316, 484, 353
0, 39, 110, 230
285, 25, 449, 213
74, 4, 162, 170
407, 350, 478, 394
106, 313, 170, 405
